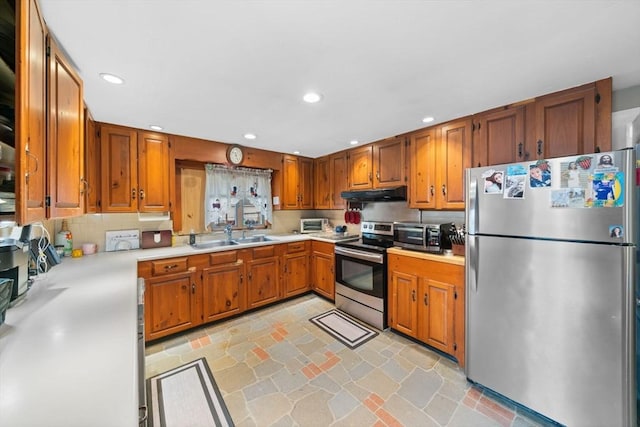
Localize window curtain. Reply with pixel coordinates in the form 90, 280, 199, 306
204, 164, 272, 230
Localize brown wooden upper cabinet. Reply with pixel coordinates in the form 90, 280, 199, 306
282, 154, 313, 209
348, 136, 406, 190
314, 151, 347, 209
409, 118, 471, 210
472, 78, 612, 168
472, 103, 527, 168
84, 108, 99, 213
533, 79, 611, 159
47, 36, 84, 219
16, 0, 47, 224
99, 124, 171, 213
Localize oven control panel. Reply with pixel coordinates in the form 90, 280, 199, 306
360, 221, 393, 236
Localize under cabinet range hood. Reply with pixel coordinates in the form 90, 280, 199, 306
340, 185, 407, 202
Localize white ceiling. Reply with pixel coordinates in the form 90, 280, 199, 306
38, 0, 640, 159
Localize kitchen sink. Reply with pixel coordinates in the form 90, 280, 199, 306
232, 235, 273, 244
191, 239, 238, 249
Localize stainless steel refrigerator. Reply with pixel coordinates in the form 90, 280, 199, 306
465, 148, 637, 426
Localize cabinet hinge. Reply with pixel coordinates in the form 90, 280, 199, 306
471, 122, 476, 132
200, 273, 203, 280
453, 343, 457, 351
595, 93, 601, 104
454, 290, 458, 299
96, 129, 101, 139
97, 199, 101, 208
45, 196, 51, 207
46, 45, 51, 57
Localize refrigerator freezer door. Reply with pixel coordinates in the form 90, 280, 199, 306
465, 149, 635, 244
465, 235, 635, 426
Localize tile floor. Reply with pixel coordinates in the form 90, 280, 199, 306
145, 294, 550, 427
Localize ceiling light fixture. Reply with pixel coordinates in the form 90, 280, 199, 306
99, 73, 124, 85
244, 133, 257, 140
149, 125, 163, 131
303, 92, 322, 103
422, 116, 435, 123
350, 140, 359, 145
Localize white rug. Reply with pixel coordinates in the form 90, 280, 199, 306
309, 309, 378, 349
147, 358, 234, 427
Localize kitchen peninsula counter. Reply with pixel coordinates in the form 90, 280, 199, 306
0, 232, 323, 427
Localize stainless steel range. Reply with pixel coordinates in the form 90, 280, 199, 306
334, 221, 394, 330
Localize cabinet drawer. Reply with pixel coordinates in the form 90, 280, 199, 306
252, 245, 275, 259
151, 257, 188, 276
286, 241, 308, 253
209, 251, 238, 265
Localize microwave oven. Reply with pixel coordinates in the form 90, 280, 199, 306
300, 218, 329, 234
393, 222, 442, 253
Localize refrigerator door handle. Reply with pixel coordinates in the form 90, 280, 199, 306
465, 169, 478, 235
467, 235, 478, 292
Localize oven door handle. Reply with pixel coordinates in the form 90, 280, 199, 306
335, 246, 384, 264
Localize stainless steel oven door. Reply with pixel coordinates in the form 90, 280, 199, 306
334, 246, 385, 299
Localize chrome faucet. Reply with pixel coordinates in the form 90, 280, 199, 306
224, 224, 233, 241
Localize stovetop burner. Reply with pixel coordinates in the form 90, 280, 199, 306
335, 221, 394, 253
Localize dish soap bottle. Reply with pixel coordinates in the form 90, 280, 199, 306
55, 220, 73, 257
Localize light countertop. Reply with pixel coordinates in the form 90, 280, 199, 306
387, 246, 465, 266
0, 233, 315, 427
0, 250, 140, 427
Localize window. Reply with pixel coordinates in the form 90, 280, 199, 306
204, 164, 272, 230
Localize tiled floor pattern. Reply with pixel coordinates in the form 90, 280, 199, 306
146, 294, 549, 427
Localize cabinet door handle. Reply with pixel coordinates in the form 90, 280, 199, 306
80, 178, 88, 195
132, 188, 137, 200
518, 142, 523, 158
441, 185, 447, 196
248, 272, 252, 280
240, 274, 243, 284
376, 171, 380, 181
369, 172, 372, 182
537, 140, 543, 156
192, 283, 196, 294
25, 148, 39, 181
411, 289, 416, 302
429, 185, 435, 197
424, 293, 428, 305
163, 264, 178, 270
139, 189, 145, 200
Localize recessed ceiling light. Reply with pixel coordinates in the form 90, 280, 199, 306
149, 125, 163, 131
422, 116, 435, 123
303, 92, 322, 103
350, 140, 359, 145
293, 150, 300, 155
244, 133, 257, 140
99, 73, 124, 84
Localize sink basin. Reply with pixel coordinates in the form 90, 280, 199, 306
191, 240, 238, 249
232, 235, 273, 244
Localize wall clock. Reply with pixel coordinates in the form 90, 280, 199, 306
226, 145, 244, 165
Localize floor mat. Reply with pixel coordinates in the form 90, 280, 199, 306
147, 357, 234, 427
309, 309, 378, 349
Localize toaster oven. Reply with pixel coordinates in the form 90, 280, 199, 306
300, 218, 329, 234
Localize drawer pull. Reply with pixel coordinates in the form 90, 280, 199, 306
164, 264, 178, 270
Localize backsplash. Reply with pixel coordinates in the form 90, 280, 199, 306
52, 205, 465, 253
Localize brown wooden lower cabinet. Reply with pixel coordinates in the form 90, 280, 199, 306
311, 241, 335, 300
282, 241, 311, 298
139, 259, 200, 341
202, 259, 244, 323
387, 252, 465, 366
